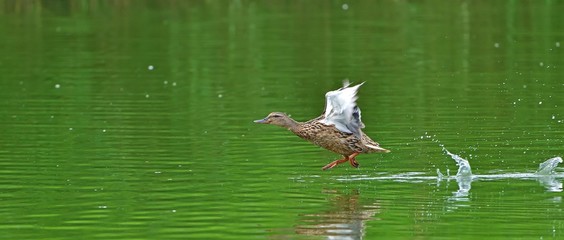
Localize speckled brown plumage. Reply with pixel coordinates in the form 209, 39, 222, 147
291, 116, 384, 156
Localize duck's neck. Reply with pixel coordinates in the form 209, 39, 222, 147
284, 117, 300, 131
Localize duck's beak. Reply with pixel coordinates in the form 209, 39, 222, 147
254, 118, 267, 124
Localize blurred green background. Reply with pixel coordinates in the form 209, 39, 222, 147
0, 1, 563, 239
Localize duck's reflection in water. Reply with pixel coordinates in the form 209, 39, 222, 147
295, 189, 380, 240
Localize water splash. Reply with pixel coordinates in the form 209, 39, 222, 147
436, 169, 444, 179
535, 157, 563, 192
440, 148, 472, 198
337, 151, 562, 192
442, 147, 472, 178
536, 157, 563, 175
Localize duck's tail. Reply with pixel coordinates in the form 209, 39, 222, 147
366, 143, 390, 153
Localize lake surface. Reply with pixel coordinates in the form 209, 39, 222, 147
1, 1, 563, 239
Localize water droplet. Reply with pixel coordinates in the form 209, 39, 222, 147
145, 94, 150, 98
539, 62, 544, 67
172, 82, 177, 86
539, 101, 543, 105
342, 3, 349, 10
557, 42, 561, 47
148, 65, 154, 70
171, 209, 176, 213
69, 127, 73, 131
164, 80, 168, 85
494, 42, 500, 48
102, 129, 106, 133
218, 94, 223, 98
55, 84, 60, 89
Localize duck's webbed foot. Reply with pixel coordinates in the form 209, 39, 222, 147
348, 152, 360, 168
322, 156, 348, 170
322, 153, 361, 170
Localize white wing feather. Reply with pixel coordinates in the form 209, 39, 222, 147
320, 81, 365, 137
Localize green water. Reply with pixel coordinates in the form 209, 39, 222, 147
1, 1, 563, 239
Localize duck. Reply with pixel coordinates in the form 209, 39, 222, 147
254, 81, 389, 170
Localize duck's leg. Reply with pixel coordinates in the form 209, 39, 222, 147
322, 155, 349, 170
348, 152, 360, 168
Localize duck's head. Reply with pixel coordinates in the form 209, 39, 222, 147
254, 112, 297, 129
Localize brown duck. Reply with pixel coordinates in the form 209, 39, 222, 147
254, 81, 389, 170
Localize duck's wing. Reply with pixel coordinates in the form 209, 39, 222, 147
320, 81, 365, 138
